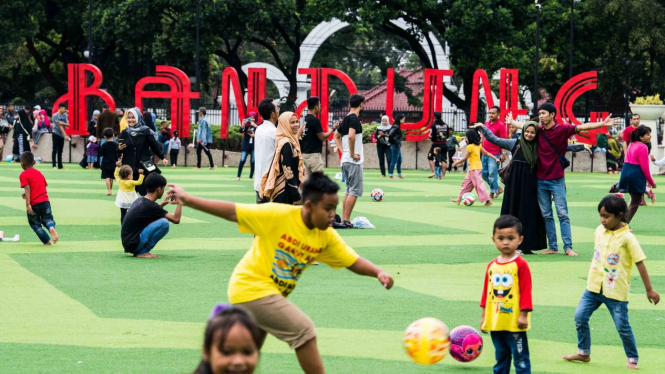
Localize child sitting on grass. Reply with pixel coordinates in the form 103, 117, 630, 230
451, 129, 499, 207
193, 304, 262, 374
166, 172, 394, 374
480, 215, 533, 374
563, 194, 660, 370
19, 151, 59, 245
114, 162, 144, 223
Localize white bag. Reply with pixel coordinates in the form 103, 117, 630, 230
351, 217, 375, 229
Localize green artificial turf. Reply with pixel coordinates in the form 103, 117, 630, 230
1, 163, 665, 373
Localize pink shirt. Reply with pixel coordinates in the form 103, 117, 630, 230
536, 121, 577, 180
625, 142, 656, 187
482, 120, 507, 155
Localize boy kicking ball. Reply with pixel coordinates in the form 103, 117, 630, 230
166, 172, 394, 374
19, 151, 59, 245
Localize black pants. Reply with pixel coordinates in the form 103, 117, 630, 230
13, 134, 30, 161
52, 134, 65, 169
447, 149, 456, 171
120, 208, 127, 223
377, 145, 392, 176
170, 149, 179, 166
626, 192, 643, 224
196, 143, 213, 168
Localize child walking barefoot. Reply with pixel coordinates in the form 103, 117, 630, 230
193, 304, 262, 374
19, 152, 59, 245
563, 195, 660, 370
451, 129, 499, 206
115, 162, 144, 223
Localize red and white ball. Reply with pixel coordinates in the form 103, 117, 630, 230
371, 188, 384, 202
462, 193, 476, 206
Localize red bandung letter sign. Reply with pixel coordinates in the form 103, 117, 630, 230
220, 68, 267, 139
399, 69, 453, 141
135, 66, 200, 136
297, 68, 358, 134
53, 64, 116, 136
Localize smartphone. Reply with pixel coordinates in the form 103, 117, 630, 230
118, 138, 125, 145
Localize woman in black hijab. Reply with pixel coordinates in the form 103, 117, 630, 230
12, 108, 32, 161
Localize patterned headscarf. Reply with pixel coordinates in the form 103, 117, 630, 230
259, 112, 305, 200
126, 107, 149, 136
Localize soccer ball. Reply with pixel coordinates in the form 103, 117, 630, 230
462, 193, 476, 206
449, 325, 483, 362
404, 317, 450, 365
370, 188, 384, 202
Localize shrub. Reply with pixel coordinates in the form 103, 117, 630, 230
634, 94, 663, 105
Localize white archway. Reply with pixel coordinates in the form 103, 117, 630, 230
241, 62, 290, 99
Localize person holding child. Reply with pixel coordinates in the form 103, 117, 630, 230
19, 152, 60, 245
99, 128, 119, 195
470, 121, 547, 253
166, 172, 394, 374
563, 195, 660, 370
118, 107, 168, 196
450, 129, 499, 207
480, 215, 533, 374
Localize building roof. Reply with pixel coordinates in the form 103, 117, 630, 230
362, 69, 424, 110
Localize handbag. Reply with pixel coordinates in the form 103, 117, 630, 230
498, 143, 519, 185
542, 129, 570, 169
378, 135, 390, 146
128, 134, 157, 172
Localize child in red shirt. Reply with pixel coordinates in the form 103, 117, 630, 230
19, 152, 59, 244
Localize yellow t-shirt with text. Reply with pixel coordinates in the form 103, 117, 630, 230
587, 225, 646, 301
466, 144, 483, 171
229, 203, 360, 304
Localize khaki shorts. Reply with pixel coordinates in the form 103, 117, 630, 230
341, 162, 363, 197
303, 152, 324, 179
233, 294, 316, 349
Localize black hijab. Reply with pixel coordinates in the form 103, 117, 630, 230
143, 111, 157, 133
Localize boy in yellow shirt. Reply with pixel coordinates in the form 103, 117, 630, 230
480, 215, 533, 374
564, 195, 660, 370
166, 172, 394, 374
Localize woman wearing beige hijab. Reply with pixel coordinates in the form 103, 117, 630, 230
259, 112, 305, 204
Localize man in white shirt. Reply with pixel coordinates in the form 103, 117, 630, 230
334, 93, 365, 227
254, 99, 280, 203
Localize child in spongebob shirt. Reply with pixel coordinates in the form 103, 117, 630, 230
563, 195, 660, 370
480, 215, 533, 374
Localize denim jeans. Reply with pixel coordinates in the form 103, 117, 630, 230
574, 290, 638, 363
482, 153, 501, 193
237, 150, 255, 178
134, 218, 170, 255
435, 165, 442, 178
536, 178, 572, 251
27, 201, 56, 244
389, 144, 402, 176
490, 331, 531, 374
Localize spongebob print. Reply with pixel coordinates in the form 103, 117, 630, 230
489, 269, 516, 315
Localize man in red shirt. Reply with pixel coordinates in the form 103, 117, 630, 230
19, 151, 59, 244
482, 106, 507, 198
622, 114, 640, 150
508, 103, 617, 257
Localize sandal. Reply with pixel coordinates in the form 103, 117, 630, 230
343, 220, 354, 229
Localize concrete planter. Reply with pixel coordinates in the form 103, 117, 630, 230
629, 104, 665, 121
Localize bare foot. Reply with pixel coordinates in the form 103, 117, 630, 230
484, 201, 492, 207
496, 187, 504, 198
209, 167, 215, 170
193, 167, 201, 170
565, 249, 579, 257
651, 195, 656, 204
627, 363, 639, 370
136, 253, 159, 258
44, 241, 52, 245
381, 175, 386, 178
539, 249, 559, 255
563, 354, 590, 363
450, 198, 461, 205
106, 192, 112, 196
389, 176, 394, 179
428, 174, 435, 178
398, 176, 404, 179
236, 177, 240, 181
49, 227, 59, 244
31, 144, 38, 149
490, 193, 495, 199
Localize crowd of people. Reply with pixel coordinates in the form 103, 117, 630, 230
6, 94, 665, 374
